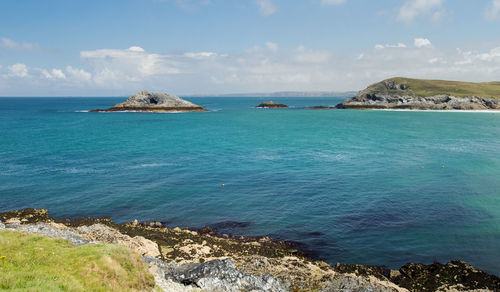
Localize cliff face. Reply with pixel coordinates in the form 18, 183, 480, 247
336, 78, 500, 110
91, 91, 206, 112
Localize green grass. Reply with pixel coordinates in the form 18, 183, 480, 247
0, 229, 155, 291
371, 77, 500, 99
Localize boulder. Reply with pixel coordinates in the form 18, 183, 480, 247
162, 258, 288, 292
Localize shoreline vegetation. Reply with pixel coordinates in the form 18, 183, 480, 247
1, 208, 499, 291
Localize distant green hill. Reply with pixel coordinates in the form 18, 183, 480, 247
336, 77, 500, 110
368, 77, 500, 99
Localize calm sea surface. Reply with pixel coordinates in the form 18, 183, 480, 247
1, 97, 499, 274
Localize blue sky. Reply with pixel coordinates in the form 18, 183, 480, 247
1, 0, 500, 96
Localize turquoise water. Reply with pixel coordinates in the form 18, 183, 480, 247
1, 97, 499, 274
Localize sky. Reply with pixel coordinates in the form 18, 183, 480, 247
1, 0, 500, 96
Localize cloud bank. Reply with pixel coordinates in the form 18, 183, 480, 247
3, 37, 500, 95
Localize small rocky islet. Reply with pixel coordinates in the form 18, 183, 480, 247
1, 208, 499, 292
256, 101, 289, 108
336, 77, 500, 110
90, 90, 206, 113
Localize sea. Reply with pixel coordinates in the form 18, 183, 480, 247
1, 96, 499, 275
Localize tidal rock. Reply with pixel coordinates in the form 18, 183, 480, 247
198, 226, 216, 235
162, 258, 288, 292
334, 263, 391, 280
77, 223, 161, 257
91, 91, 206, 112
321, 274, 405, 292
256, 101, 288, 108
391, 260, 500, 292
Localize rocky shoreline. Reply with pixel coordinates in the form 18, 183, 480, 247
1, 208, 499, 291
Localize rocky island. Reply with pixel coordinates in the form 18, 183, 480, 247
1, 208, 499, 291
256, 101, 289, 108
336, 77, 500, 110
91, 91, 206, 113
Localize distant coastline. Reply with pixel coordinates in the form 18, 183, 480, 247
184, 91, 358, 98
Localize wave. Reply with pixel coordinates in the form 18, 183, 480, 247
128, 163, 175, 169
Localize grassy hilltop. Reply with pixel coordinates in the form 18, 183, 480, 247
0, 229, 156, 291
369, 77, 500, 99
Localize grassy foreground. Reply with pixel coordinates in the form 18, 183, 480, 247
0, 229, 155, 291
371, 77, 500, 98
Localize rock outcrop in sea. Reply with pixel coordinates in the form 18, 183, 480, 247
256, 101, 288, 108
1, 208, 499, 292
308, 106, 335, 110
91, 91, 206, 112
336, 77, 500, 110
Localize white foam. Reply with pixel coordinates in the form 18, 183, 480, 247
128, 163, 174, 169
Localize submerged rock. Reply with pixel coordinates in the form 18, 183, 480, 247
91, 91, 206, 112
256, 101, 288, 108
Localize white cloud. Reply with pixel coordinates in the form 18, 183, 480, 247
485, 0, 500, 20
414, 38, 432, 48
80, 46, 180, 87
128, 46, 145, 52
320, 0, 346, 5
255, 0, 277, 16
184, 52, 217, 59
8, 63, 29, 77
41, 68, 66, 79
66, 66, 92, 81
0, 37, 39, 51
375, 43, 407, 49
265, 42, 278, 52
5, 41, 500, 95
397, 0, 444, 23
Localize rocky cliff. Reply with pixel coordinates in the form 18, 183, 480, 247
91, 91, 206, 112
336, 78, 500, 110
